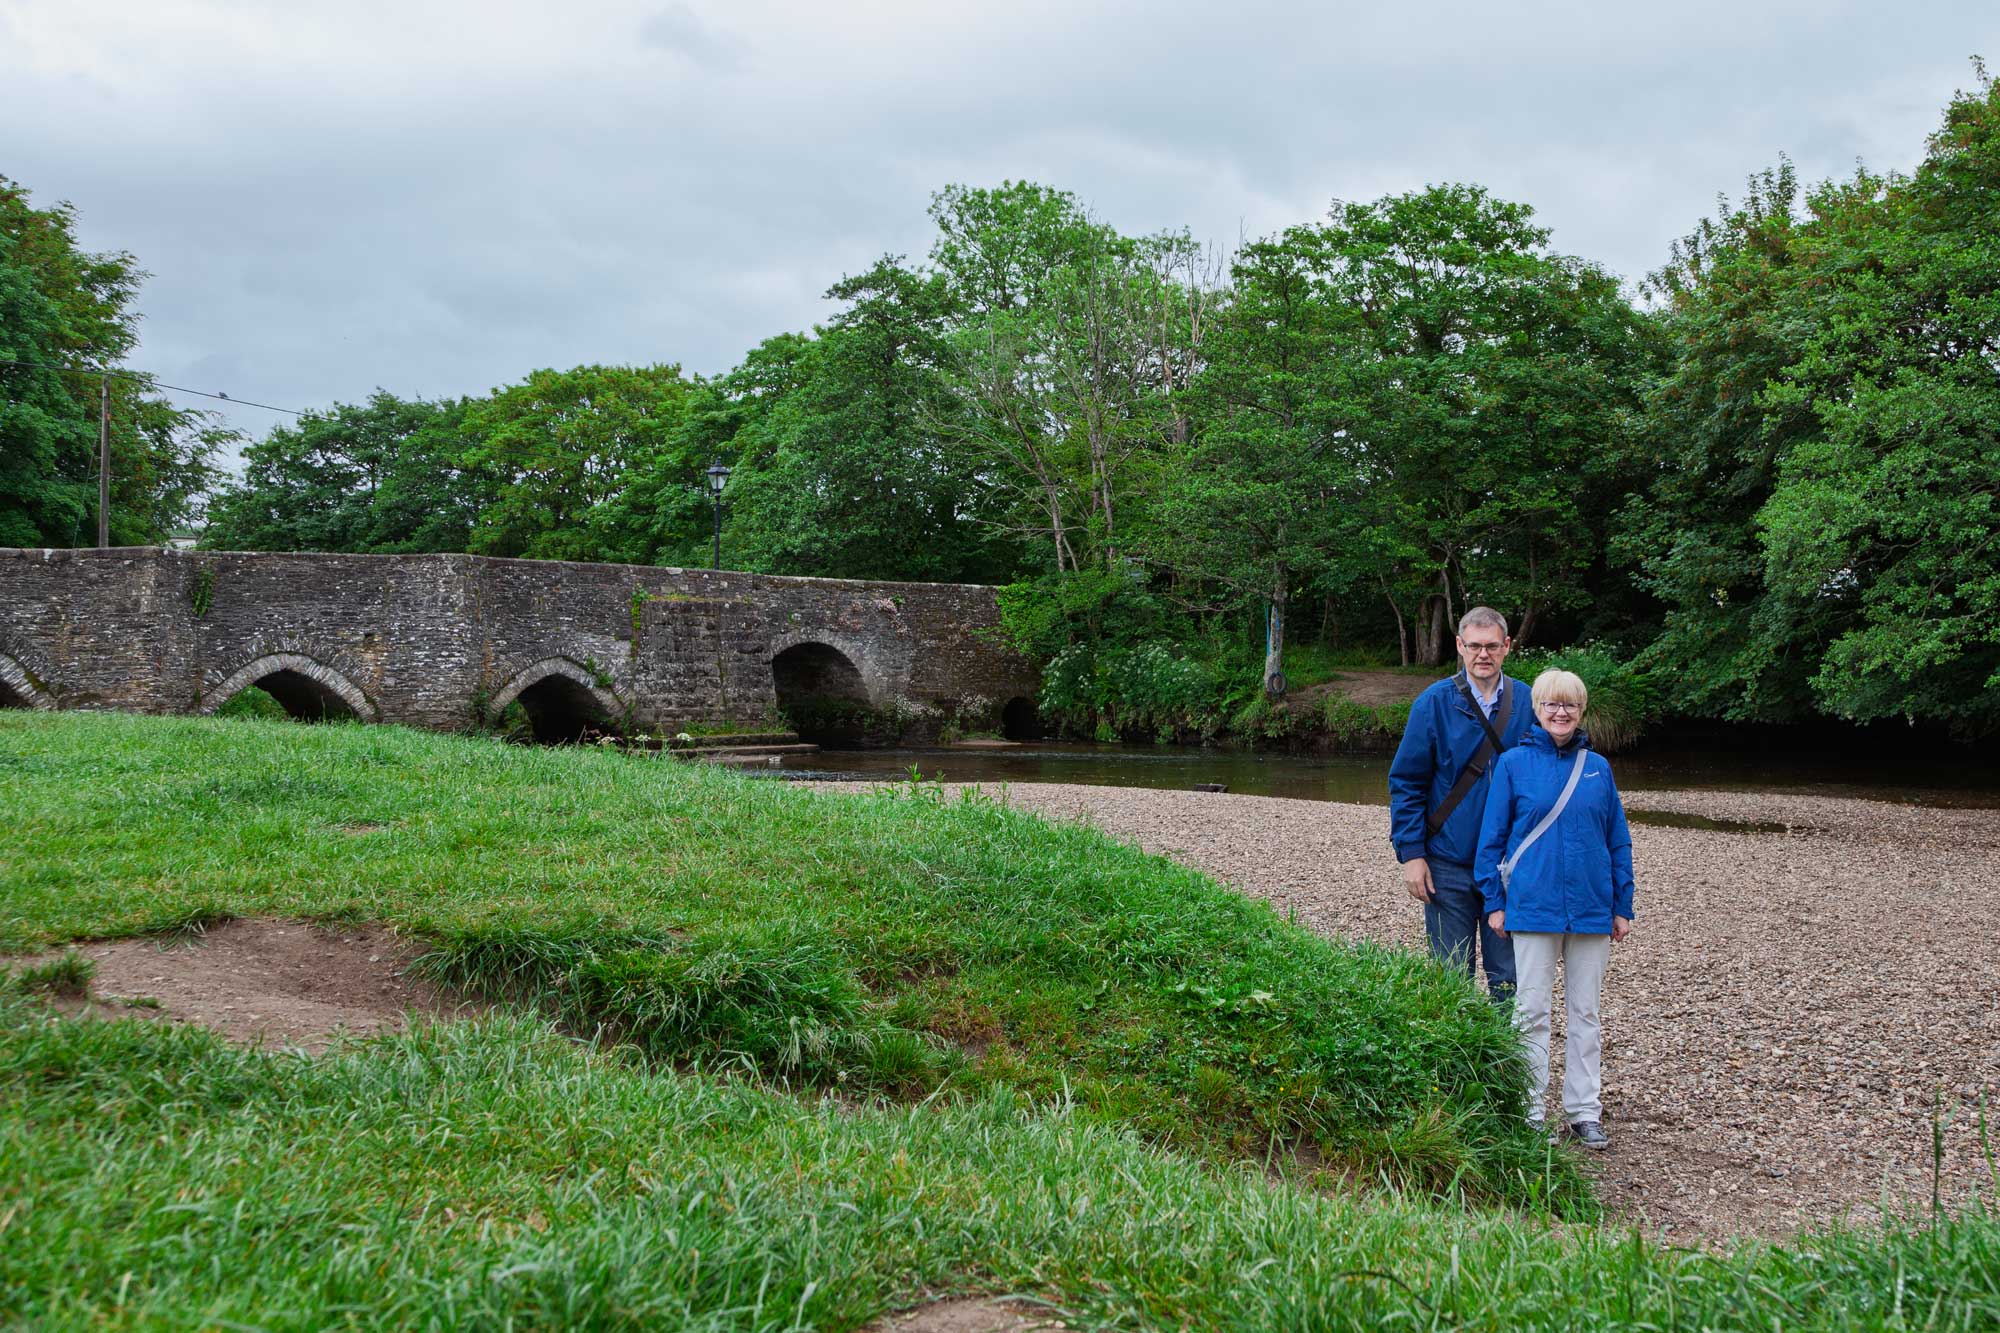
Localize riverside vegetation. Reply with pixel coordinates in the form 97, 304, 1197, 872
4, 712, 2000, 1327
11, 76, 2000, 752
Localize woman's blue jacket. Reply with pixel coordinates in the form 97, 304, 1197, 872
1474, 725, 1636, 934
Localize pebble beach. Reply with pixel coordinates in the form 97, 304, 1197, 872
955, 781, 2000, 1244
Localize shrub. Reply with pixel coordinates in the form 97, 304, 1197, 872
1507, 645, 1659, 752
214, 686, 289, 722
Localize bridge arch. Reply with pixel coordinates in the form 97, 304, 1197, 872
487, 657, 625, 744
202, 653, 378, 723
1001, 695, 1044, 741
0, 653, 56, 710
770, 635, 884, 743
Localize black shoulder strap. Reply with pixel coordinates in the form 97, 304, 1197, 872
1426, 677, 1515, 835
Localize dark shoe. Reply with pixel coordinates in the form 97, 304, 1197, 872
1567, 1120, 1609, 1151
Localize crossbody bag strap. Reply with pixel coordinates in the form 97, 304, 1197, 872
1424, 678, 1516, 835
1499, 747, 1589, 891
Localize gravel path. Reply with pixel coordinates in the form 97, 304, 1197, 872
949, 782, 2000, 1244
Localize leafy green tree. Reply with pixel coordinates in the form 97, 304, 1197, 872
459, 364, 693, 562
0, 177, 225, 547
1617, 161, 1830, 722
1176, 186, 1653, 672
1624, 70, 2000, 733
202, 391, 470, 553
1301, 186, 1653, 661
1158, 232, 1359, 692
1750, 76, 2000, 731
724, 259, 1018, 582
929, 183, 1208, 574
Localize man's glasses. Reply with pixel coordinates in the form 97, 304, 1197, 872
1462, 642, 1506, 657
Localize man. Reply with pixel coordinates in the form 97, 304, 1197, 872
1388, 606, 1532, 1000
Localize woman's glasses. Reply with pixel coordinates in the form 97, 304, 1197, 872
1539, 701, 1581, 715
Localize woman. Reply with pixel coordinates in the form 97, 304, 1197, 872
1474, 669, 1635, 1150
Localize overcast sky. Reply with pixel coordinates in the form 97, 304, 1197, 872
5, 1, 1994, 459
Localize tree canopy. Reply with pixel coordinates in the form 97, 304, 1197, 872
0, 178, 225, 548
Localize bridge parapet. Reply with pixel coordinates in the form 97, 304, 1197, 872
0, 547, 1039, 741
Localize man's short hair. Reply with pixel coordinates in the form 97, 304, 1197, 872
1457, 606, 1509, 639
1531, 669, 1589, 714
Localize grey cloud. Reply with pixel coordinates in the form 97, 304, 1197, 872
638, 3, 746, 72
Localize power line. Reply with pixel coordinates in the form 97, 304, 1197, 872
0, 357, 304, 416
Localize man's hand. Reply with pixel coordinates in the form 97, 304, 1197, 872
1401, 856, 1434, 903
1612, 916, 1634, 943
1487, 909, 1506, 938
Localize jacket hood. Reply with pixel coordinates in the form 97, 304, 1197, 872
1519, 722, 1592, 754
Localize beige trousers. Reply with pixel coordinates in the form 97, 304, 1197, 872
1511, 931, 1611, 1125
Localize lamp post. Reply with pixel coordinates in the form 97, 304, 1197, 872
705, 461, 731, 569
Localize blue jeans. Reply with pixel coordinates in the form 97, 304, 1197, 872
1424, 858, 1515, 1002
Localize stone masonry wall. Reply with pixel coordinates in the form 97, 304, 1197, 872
0, 548, 1038, 736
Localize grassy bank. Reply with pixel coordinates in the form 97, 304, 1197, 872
6, 712, 2000, 1327
5, 1000, 1998, 1329
0, 711, 1564, 1209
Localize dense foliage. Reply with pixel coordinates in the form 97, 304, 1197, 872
0, 178, 227, 547
14, 73, 2000, 736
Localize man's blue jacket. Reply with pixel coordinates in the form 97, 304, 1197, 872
1387, 671, 1533, 869
1473, 725, 1636, 934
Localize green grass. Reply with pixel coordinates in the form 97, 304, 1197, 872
1, 949, 93, 998
0, 711, 1568, 1210
3, 1001, 1997, 1330
6, 713, 2000, 1327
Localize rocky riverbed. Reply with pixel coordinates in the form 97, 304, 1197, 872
950, 781, 2000, 1245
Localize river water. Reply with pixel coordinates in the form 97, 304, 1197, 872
768, 737, 2000, 812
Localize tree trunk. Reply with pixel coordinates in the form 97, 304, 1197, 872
1516, 600, 1539, 650
1383, 582, 1410, 666
1264, 567, 1288, 699
1415, 594, 1450, 666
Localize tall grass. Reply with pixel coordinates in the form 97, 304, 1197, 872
0, 711, 1573, 1210
3, 1001, 1996, 1330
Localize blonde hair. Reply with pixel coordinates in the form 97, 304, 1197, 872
1532, 669, 1588, 716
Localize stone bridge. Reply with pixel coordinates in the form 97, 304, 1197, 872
0, 548, 1042, 743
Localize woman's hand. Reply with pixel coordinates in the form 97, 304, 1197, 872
1612, 916, 1633, 943
1486, 909, 1505, 938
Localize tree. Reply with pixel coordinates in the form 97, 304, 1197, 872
1752, 74, 2000, 731
930, 182, 1211, 575
1179, 186, 1653, 671
202, 391, 471, 553
1159, 232, 1359, 693
723, 259, 1018, 582
460, 364, 693, 562
1623, 69, 2000, 734
0, 177, 225, 547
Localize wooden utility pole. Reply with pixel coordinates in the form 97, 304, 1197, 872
96, 373, 109, 548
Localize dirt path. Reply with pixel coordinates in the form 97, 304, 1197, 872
27, 919, 476, 1053
956, 782, 2000, 1245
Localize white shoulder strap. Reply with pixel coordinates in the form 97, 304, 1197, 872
1499, 749, 1589, 890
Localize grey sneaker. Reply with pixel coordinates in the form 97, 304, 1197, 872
1567, 1120, 1610, 1151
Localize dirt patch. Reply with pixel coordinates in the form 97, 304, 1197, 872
1332, 669, 1439, 708
866, 1297, 1065, 1332
17, 918, 478, 1053
940, 781, 2000, 1246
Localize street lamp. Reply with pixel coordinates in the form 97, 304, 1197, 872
705, 461, 732, 569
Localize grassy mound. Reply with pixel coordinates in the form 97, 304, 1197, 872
4, 1002, 1997, 1329
3, 711, 1562, 1208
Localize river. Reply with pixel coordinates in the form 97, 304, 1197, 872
765, 735, 2000, 816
